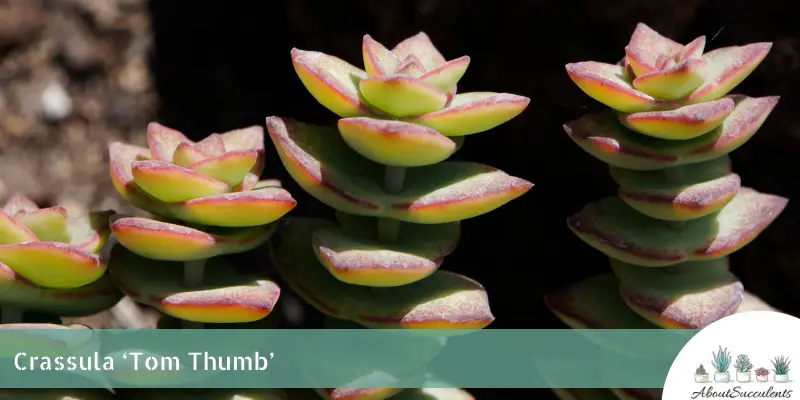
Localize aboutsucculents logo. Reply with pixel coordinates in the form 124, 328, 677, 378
663, 311, 799, 399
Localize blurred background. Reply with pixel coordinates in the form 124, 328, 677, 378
0, 0, 797, 397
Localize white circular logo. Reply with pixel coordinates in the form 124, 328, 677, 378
663, 311, 799, 399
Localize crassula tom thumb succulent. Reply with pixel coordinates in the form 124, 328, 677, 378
266, 32, 530, 400
107, 123, 296, 328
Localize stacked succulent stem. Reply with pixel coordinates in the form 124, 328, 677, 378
545, 23, 787, 400
266, 32, 531, 400
107, 124, 296, 329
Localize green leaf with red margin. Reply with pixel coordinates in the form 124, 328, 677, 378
609, 156, 741, 221
564, 95, 779, 170
390, 32, 447, 71
0, 262, 122, 316
131, 160, 231, 203
111, 217, 275, 261
187, 150, 259, 188
291, 48, 374, 118
0, 209, 38, 245
419, 56, 471, 94
567, 187, 787, 267
684, 43, 772, 104
362, 35, 399, 77
337, 118, 457, 167
269, 217, 493, 331
108, 244, 280, 324
610, 258, 743, 329
265, 117, 531, 224
624, 23, 683, 77
0, 242, 107, 289
565, 61, 676, 113
405, 92, 530, 136
619, 97, 734, 140
14, 207, 71, 243
632, 58, 707, 101
359, 75, 448, 117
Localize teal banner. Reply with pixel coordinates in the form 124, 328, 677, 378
0, 329, 696, 389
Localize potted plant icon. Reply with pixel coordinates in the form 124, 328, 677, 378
735, 354, 753, 382
755, 367, 770, 382
772, 356, 790, 383
695, 364, 710, 383
711, 346, 732, 383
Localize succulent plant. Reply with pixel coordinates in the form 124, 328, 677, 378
696, 364, 708, 376
267, 32, 531, 400
755, 367, 770, 377
735, 354, 752, 373
546, 23, 787, 334
107, 123, 296, 328
711, 346, 731, 373
772, 356, 791, 375
0, 194, 122, 324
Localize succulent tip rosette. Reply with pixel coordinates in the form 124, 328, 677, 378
545, 25, 787, 395
107, 123, 294, 325
0, 194, 121, 323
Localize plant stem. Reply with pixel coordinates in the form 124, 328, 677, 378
377, 166, 406, 244
1, 306, 23, 324
181, 259, 207, 329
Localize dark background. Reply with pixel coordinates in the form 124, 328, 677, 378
0, 0, 798, 398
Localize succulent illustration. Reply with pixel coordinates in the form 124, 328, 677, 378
696, 364, 708, 375
772, 356, 791, 375
755, 367, 770, 377
0, 194, 122, 324
735, 354, 752, 372
267, 32, 530, 399
107, 123, 296, 328
546, 23, 787, 336
711, 346, 732, 373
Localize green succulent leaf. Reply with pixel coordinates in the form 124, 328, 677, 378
337, 118, 457, 167
405, 92, 530, 136
359, 75, 448, 117
619, 97, 734, 140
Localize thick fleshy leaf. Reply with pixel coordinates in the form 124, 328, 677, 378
108, 142, 159, 208
109, 245, 280, 323
2, 194, 39, 215
15, 207, 71, 243
686, 43, 772, 103
624, 45, 660, 78
172, 142, 209, 167
266, 117, 532, 223
0, 210, 38, 245
193, 133, 226, 156
0, 242, 106, 288
626, 23, 683, 72
565, 62, 674, 113
219, 125, 265, 153
610, 157, 741, 221
111, 217, 274, 261
545, 274, 656, 329
620, 97, 734, 140
564, 95, 779, 170
170, 188, 296, 227
407, 92, 530, 136
69, 210, 114, 253
187, 150, 259, 187
270, 218, 493, 330
312, 213, 460, 287
131, 160, 230, 203
393, 55, 425, 77
337, 118, 456, 167
147, 122, 190, 161
611, 258, 743, 329
567, 187, 787, 267
632, 58, 707, 101
676, 36, 707, 62
551, 388, 618, 400
291, 48, 372, 118
391, 32, 446, 71
419, 56, 470, 93
359, 75, 448, 117
362, 35, 399, 77
0, 262, 122, 316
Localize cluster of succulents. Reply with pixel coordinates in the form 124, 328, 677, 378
544, 23, 787, 400
265, 31, 531, 399
106, 123, 296, 328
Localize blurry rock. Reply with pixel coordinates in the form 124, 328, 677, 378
40, 81, 73, 121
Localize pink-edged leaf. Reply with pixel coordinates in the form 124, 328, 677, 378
193, 133, 226, 157
391, 32, 447, 71
130, 160, 230, 203
172, 187, 297, 227
0, 242, 105, 288
69, 210, 113, 253
627, 23, 682, 61
393, 55, 426, 77
171, 142, 209, 168
624, 45, 661, 77
15, 206, 71, 243
620, 97, 735, 140
359, 75, 448, 117
291, 48, 372, 118
566, 62, 676, 113
219, 125, 265, 152
187, 150, 259, 187
362, 34, 400, 77
2, 194, 39, 216
407, 92, 530, 136
0, 210, 38, 245
676, 36, 706, 62
632, 58, 707, 101
419, 56, 470, 93
685, 42, 772, 103
146, 122, 191, 161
